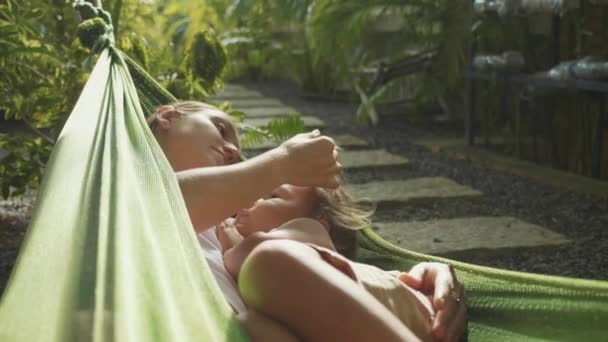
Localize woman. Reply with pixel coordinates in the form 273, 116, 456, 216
148, 101, 467, 341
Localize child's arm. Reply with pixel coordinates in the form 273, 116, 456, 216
223, 218, 335, 279
238, 239, 422, 342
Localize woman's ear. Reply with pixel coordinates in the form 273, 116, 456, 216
155, 105, 178, 130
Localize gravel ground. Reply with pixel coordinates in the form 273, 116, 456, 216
1, 79, 607, 296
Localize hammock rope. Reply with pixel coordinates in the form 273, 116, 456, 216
0, 1, 607, 341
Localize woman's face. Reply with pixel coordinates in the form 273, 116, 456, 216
160, 108, 240, 171
233, 184, 318, 236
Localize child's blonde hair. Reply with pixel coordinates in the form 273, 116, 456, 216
314, 181, 375, 259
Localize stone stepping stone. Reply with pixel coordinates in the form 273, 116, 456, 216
239, 106, 301, 118
347, 177, 482, 204
244, 135, 369, 150
340, 150, 409, 169
212, 89, 265, 99
212, 84, 265, 99
229, 98, 286, 109
244, 116, 326, 129
372, 216, 570, 256
223, 84, 252, 92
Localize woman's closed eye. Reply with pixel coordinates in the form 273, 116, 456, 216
215, 122, 227, 137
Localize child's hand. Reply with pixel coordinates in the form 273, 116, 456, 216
276, 130, 341, 189
217, 219, 244, 252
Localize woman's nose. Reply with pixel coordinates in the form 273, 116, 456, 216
223, 143, 241, 165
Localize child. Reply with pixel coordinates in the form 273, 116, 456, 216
217, 183, 436, 342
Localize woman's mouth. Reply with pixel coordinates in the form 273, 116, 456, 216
212, 147, 226, 165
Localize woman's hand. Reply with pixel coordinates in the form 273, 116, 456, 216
399, 262, 467, 342
276, 130, 341, 189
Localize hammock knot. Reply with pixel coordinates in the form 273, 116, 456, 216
73, 0, 115, 54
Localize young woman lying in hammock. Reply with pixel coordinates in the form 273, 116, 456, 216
217, 182, 447, 342
147, 101, 467, 342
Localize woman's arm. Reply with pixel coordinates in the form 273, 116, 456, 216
178, 132, 340, 231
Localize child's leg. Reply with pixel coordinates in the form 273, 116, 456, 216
238, 239, 421, 342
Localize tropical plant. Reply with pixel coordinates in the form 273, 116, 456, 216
218, 0, 471, 123
308, 0, 470, 124
0, 0, 91, 197
218, 1, 334, 95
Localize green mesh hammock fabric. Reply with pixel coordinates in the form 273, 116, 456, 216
1, 5, 608, 341
0, 47, 246, 341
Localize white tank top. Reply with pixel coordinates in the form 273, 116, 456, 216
197, 227, 247, 313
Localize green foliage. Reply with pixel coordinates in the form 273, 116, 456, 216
0, 0, 92, 198
355, 83, 387, 125
189, 30, 227, 89
120, 34, 150, 70
0, 135, 51, 198
219, 0, 344, 92
239, 115, 306, 149
162, 0, 221, 57
220, 0, 470, 121
215, 101, 305, 150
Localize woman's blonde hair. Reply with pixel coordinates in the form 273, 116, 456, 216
147, 100, 217, 133
315, 181, 375, 259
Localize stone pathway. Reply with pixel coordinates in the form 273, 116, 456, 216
347, 178, 482, 204
372, 217, 569, 256
238, 107, 300, 118
243, 116, 326, 129
212, 85, 572, 258
230, 98, 287, 110
245, 134, 369, 151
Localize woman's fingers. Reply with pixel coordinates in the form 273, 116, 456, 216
278, 131, 342, 188
440, 294, 468, 342
397, 272, 423, 289
433, 267, 456, 309
432, 280, 466, 341
431, 288, 457, 339
408, 263, 430, 284
401, 262, 468, 341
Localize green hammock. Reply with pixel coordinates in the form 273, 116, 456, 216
1, 3, 608, 341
